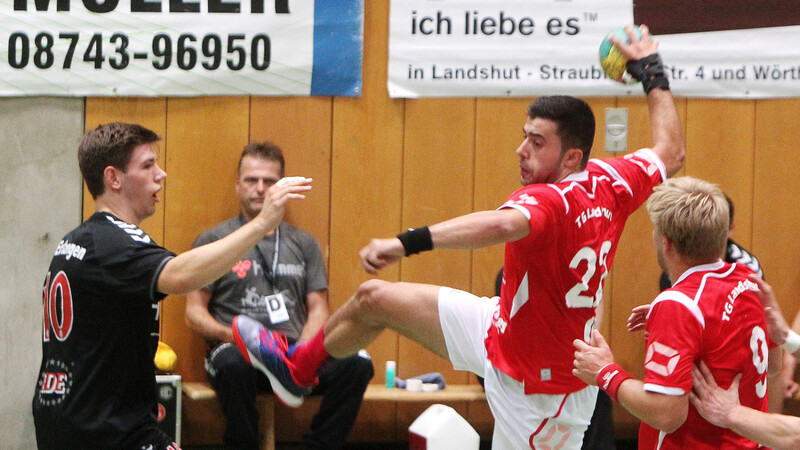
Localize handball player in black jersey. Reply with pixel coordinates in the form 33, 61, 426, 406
33, 123, 310, 449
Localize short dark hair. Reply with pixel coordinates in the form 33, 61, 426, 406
78, 122, 161, 199
527, 96, 595, 169
238, 142, 285, 177
724, 193, 734, 226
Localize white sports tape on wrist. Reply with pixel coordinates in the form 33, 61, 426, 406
782, 331, 800, 354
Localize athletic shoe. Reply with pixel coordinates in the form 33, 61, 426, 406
232, 315, 307, 407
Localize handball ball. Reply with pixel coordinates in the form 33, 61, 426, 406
599, 25, 642, 83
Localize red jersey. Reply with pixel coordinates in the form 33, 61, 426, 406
638, 261, 773, 449
486, 149, 666, 395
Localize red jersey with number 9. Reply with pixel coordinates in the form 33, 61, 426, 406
638, 261, 773, 449
486, 148, 666, 395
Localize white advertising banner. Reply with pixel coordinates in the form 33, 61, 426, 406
389, 0, 634, 98
0, 0, 363, 96
657, 26, 800, 98
388, 0, 800, 99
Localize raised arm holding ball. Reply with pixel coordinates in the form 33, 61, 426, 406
232, 25, 684, 449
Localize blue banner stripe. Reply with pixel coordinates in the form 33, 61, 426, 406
311, 0, 364, 96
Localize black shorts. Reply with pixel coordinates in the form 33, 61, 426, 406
35, 425, 180, 450
130, 427, 181, 450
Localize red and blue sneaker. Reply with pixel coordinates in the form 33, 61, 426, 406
232, 315, 309, 407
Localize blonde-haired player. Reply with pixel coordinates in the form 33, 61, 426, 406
573, 177, 782, 449
690, 274, 800, 450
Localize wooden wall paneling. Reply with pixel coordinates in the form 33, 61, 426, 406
329, 0, 404, 440
249, 97, 333, 258
684, 99, 756, 247
465, 400, 494, 440
395, 97, 476, 436
83, 98, 167, 245
159, 97, 250, 388
399, 97, 476, 381
606, 95, 687, 434
472, 98, 534, 299
753, 99, 800, 323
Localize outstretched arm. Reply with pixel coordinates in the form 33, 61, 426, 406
612, 24, 685, 177
429, 209, 530, 249
158, 178, 311, 294
359, 208, 529, 274
690, 362, 800, 450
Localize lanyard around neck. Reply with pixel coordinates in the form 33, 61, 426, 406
252, 226, 280, 286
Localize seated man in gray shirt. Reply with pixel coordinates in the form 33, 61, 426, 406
186, 142, 373, 450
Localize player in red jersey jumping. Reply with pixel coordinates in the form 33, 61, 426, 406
233, 24, 685, 448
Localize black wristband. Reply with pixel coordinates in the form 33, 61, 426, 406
396, 226, 433, 256
626, 53, 670, 94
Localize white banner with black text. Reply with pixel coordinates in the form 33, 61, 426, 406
388, 0, 800, 99
0, 0, 363, 96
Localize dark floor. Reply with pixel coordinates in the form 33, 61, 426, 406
188, 439, 638, 449
186, 444, 491, 450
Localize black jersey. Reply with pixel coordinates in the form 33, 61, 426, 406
33, 212, 175, 449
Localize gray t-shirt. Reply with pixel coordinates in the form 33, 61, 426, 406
193, 216, 327, 343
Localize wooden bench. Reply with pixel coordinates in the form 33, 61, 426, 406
183, 382, 487, 450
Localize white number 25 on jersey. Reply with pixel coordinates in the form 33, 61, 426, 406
566, 240, 613, 308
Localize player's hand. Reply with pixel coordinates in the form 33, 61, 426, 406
781, 352, 799, 398
255, 177, 312, 233
747, 274, 791, 345
627, 304, 651, 332
609, 24, 658, 62
359, 238, 405, 274
689, 362, 740, 428
786, 379, 800, 399
573, 329, 615, 386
